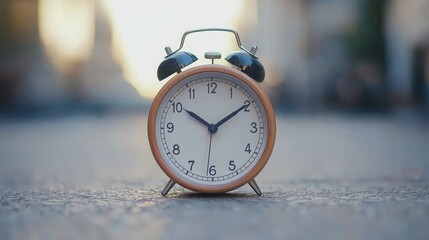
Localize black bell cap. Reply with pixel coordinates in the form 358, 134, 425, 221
157, 51, 198, 80
225, 51, 265, 82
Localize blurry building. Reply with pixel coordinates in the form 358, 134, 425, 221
249, 0, 389, 111
0, 0, 62, 110
1, 0, 428, 113
0, 0, 142, 112
247, 0, 428, 111
386, 0, 429, 107
80, 2, 143, 109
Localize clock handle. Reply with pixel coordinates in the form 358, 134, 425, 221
248, 179, 262, 196
169, 28, 257, 59
161, 179, 176, 196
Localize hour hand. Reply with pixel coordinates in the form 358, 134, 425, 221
184, 109, 210, 128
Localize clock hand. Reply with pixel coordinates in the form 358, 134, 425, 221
184, 109, 211, 128
205, 105, 246, 176
214, 104, 247, 129
206, 133, 213, 176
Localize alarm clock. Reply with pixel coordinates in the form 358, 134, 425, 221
148, 29, 276, 196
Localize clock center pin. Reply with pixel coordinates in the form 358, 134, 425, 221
208, 124, 218, 133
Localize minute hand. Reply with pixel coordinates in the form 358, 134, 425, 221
214, 104, 247, 128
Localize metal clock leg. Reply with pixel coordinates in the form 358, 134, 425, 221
248, 179, 262, 196
161, 179, 176, 196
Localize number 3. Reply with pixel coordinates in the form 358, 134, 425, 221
250, 122, 257, 133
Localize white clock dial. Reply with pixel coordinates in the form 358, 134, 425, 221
154, 71, 268, 187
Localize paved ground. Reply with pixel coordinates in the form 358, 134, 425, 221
0, 111, 428, 239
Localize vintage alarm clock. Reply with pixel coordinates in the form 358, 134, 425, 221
148, 29, 276, 196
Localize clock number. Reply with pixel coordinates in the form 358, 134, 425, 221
243, 100, 251, 112
188, 88, 195, 99
250, 122, 257, 133
207, 82, 217, 94
188, 160, 195, 171
172, 102, 183, 113
228, 160, 236, 171
209, 165, 216, 176
166, 122, 174, 133
172, 144, 180, 155
229, 87, 233, 98
245, 143, 251, 154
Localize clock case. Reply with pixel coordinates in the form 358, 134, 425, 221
149, 29, 276, 196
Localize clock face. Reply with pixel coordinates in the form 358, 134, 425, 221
149, 65, 275, 193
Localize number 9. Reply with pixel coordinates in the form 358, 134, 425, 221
167, 122, 174, 133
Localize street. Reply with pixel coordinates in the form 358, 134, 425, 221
1, 111, 428, 239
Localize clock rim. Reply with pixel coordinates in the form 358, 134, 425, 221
148, 64, 276, 194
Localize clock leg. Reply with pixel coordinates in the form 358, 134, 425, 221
161, 179, 176, 196
248, 179, 262, 196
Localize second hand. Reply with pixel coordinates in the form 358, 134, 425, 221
206, 132, 213, 176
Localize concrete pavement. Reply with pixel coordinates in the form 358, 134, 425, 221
0, 112, 428, 239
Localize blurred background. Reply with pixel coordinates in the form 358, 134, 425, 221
2, 2, 429, 239
0, 0, 429, 187
1, 0, 429, 114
